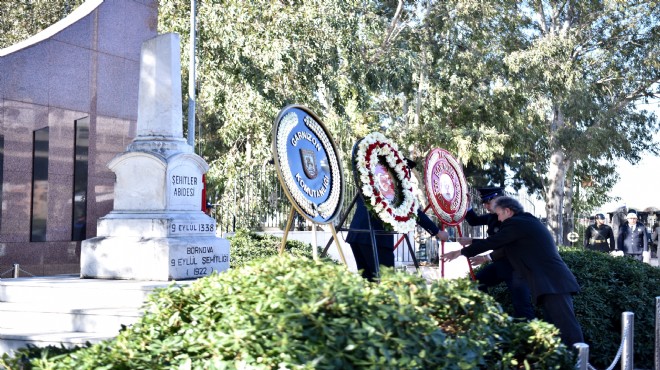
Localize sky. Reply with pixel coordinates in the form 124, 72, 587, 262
520, 123, 660, 218
596, 134, 660, 214
596, 103, 660, 214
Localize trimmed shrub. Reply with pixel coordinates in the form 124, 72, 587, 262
487, 247, 660, 369
22, 255, 572, 369
227, 229, 317, 269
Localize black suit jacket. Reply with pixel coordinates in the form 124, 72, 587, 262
583, 223, 615, 251
464, 209, 500, 236
346, 196, 440, 248
459, 212, 579, 303
464, 209, 506, 260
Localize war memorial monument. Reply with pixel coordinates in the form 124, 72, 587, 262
80, 33, 230, 281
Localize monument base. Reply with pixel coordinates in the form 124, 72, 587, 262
81, 235, 230, 281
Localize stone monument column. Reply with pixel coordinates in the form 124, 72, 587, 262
81, 33, 230, 280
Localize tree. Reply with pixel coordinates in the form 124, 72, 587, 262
6, 1, 659, 244
0, 0, 84, 49
503, 1, 660, 243
157, 0, 542, 219
158, 0, 396, 193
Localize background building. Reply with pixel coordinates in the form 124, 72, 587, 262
0, 0, 157, 275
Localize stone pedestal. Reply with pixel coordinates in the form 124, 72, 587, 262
81, 33, 230, 280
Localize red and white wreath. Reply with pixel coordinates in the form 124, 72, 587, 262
355, 132, 418, 233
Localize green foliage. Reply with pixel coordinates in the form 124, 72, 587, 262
15, 254, 572, 369
0, 0, 85, 49
159, 0, 381, 191
0, 343, 86, 370
4, 0, 660, 233
226, 228, 316, 269
488, 247, 660, 369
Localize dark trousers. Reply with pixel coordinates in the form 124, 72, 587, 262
349, 243, 394, 280
476, 259, 535, 320
538, 293, 584, 346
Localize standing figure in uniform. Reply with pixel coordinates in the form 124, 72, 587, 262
617, 211, 648, 262
463, 187, 534, 320
583, 213, 616, 253
650, 221, 659, 258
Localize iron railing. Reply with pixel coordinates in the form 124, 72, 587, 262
208, 165, 543, 264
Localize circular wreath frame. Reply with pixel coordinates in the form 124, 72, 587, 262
424, 148, 469, 226
272, 105, 343, 224
354, 132, 418, 233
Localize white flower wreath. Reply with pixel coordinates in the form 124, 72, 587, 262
355, 132, 418, 233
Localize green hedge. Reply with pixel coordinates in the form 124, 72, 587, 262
487, 248, 660, 369
227, 229, 318, 269
0, 230, 575, 369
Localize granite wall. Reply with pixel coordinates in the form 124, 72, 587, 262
0, 0, 158, 275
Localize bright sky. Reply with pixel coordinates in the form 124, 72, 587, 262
522, 119, 660, 218
596, 134, 660, 213
596, 102, 660, 214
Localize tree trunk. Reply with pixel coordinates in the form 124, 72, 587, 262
564, 163, 575, 239
543, 101, 572, 245
545, 148, 570, 245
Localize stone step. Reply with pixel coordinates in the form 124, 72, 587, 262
0, 328, 116, 355
0, 275, 192, 356
0, 275, 181, 307
0, 302, 142, 333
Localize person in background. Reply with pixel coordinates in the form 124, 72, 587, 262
205, 202, 215, 217
463, 187, 534, 320
583, 213, 616, 253
442, 196, 584, 346
651, 222, 660, 258
617, 211, 648, 262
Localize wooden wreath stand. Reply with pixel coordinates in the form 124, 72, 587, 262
278, 206, 348, 266
319, 192, 421, 280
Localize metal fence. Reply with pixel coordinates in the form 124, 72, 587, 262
209, 165, 540, 264
208, 165, 359, 234
575, 295, 660, 370
550, 212, 658, 251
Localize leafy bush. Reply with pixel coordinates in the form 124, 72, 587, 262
227, 228, 317, 269
488, 247, 660, 369
21, 255, 572, 369
0, 344, 76, 370
2, 231, 574, 369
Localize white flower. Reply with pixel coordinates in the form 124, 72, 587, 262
362, 185, 373, 198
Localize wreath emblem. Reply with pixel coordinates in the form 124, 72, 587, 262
424, 148, 469, 225
273, 106, 343, 223
354, 132, 418, 233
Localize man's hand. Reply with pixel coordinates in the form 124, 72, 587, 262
456, 236, 472, 246
470, 255, 491, 267
436, 230, 449, 241
440, 250, 463, 262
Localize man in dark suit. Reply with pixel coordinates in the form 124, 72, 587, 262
442, 196, 584, 346
617, 211, 648, 261
464, 187, 534, 320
